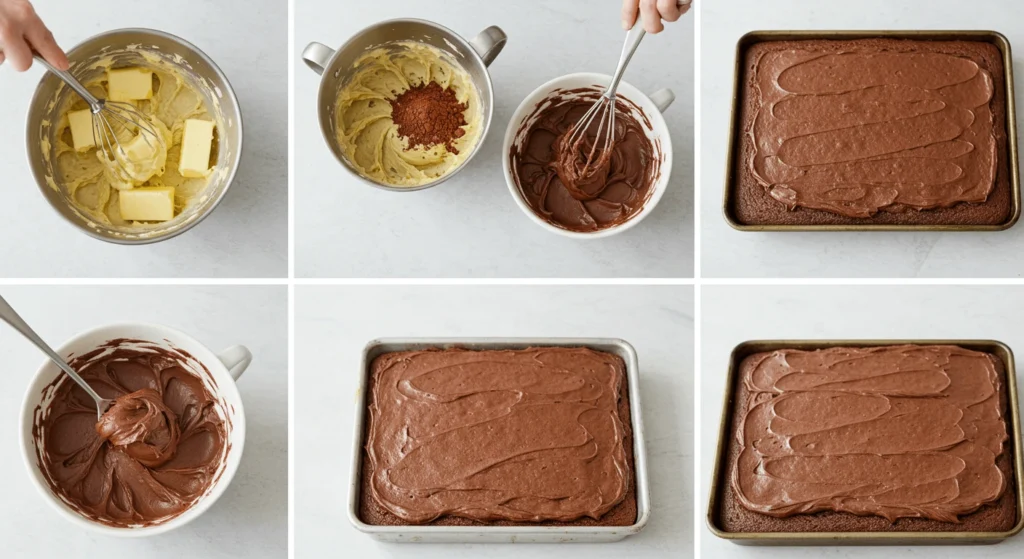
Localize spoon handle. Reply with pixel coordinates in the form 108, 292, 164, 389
0, 295, 107, 407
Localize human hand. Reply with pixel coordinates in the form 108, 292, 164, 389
622, 0, 692, 34
0, 0, 68, 71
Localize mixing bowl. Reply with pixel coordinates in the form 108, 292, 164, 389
302, 18, 506, 191
503, 73, 675, 238
20, 323, 251, 535
26, 28, 243, 244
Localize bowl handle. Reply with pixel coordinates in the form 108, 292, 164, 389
302, 42, 336, 76
649, 88, 675, 113
217, 345, 253, 381
469, 26, 507, 67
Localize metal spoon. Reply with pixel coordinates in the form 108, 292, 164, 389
0, 295, 112, 420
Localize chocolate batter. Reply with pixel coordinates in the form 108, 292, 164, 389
511, 88, 661, 232
733, 345, 1008, 523
33, 339, 227, 527
366, 347, 631, 524
748, 46, 997, 217
96, 388, 180, 468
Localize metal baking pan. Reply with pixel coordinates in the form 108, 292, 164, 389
349, 338, 650, 543
723, 30, 1021, 231
707, 339, 1024, 545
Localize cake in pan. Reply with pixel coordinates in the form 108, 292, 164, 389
359, 347, 637, 526
730, 38, 1012, 226
719, 344, 1017, 533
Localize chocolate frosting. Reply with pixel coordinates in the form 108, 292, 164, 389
511, 88, 661, 232
96, 388, 180, 468
733, 345, 1008, 523
366, 347, 630, 524
34, 339, 228, 527
748, 45, 997, 217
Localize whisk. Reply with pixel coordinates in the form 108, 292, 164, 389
559, 9, 667, 184
32, 54, 165, 174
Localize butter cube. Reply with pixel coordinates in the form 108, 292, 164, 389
178, 119, 215, 178
124, 132, 161, 165
68, 109, 95, 151
119, 187, 175, 221
107, 68, 153, 102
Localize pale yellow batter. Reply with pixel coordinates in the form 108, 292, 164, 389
49, 54, 215, 226
336, 42, 482, 187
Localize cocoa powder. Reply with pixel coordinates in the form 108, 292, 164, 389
389, 82, 468, 154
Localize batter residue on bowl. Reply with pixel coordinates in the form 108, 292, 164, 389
335, 41, 482, 187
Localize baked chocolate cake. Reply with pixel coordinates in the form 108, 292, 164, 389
359, 347, 637, 527
717, 345, 1018, 533
730, 38, 1013, 226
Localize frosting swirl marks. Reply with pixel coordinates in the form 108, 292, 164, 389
96, 388, 181, 468
748, 45, 998, 217
366, 347, 630, 524
35, 340, 227, 527
732, 345, 1008, 522
510, 89, 660, 232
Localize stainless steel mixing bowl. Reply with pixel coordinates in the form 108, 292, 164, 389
302, 19, 506, 192
26, 28, 243, 244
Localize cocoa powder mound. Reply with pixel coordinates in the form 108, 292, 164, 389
389, 82, 468, 154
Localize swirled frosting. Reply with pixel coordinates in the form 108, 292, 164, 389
510, 88, 660, 232
96, 388, 180, 468
34, 340, 227, 527
748, 45, 997, 217
366, 347, 630, 524
733, 345, 1008, 523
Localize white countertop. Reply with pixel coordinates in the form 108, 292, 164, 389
0, 0, 287, 278
0, 285, 287, 558
294, 285, 693, 557
294, 0, 694, 278
700, 285, 1024, 558
700, 0, 1024, 278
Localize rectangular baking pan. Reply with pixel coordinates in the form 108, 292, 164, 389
707, 339, 1024, 545
349, 338, 650, 543
723, 30, 1021, 231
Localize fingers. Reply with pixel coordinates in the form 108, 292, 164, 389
640, 0, 664, 34
26, 22, 68, 70
621, 0, 640, 29
0, 31, 32, 71
658, 0, 683, 22
0, 50, 5, 66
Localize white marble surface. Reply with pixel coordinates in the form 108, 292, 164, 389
0, 0, 287, 278
700, 285, 1024, 557
700, 0, 1024, 278
294, 285, 693, 557
294, 0, 694, 278
0, 285, 287, 558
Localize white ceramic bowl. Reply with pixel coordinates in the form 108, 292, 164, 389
19, 323, 251, 537
503, 72, 675, 239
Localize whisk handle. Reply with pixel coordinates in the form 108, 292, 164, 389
32, 54, 102, 111
607, 21, 646, 99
